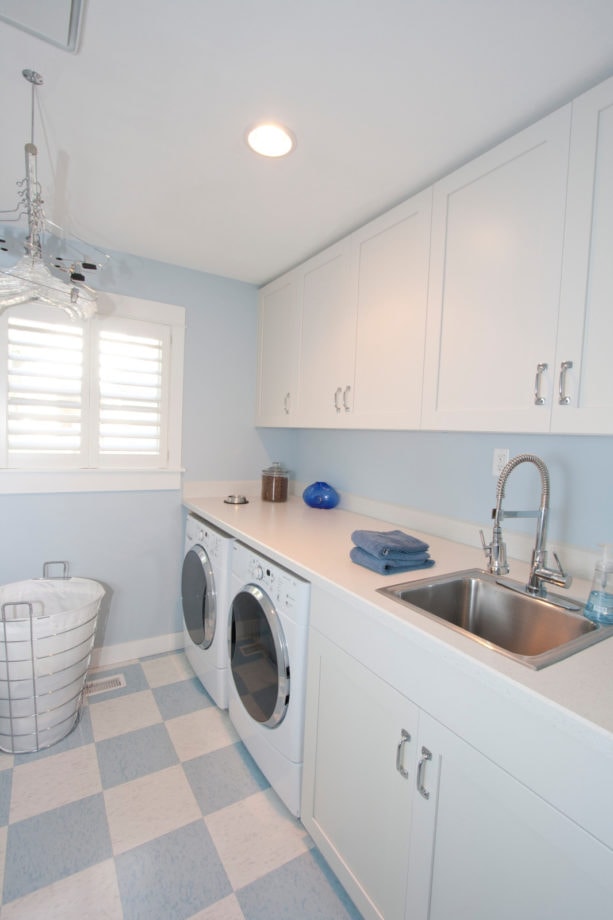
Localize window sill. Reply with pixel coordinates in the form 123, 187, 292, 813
0, 469, 183, 494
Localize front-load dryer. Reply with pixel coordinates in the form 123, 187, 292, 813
227, 542, 310, 817
181, 513, 233, 708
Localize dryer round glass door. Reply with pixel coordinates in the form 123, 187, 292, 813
229, 585, 290, 728
182, 545, 216, 649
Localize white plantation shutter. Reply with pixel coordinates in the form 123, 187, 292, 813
97, 327, 165, 458
0, 295, 184, 487
7, 316, 85, 466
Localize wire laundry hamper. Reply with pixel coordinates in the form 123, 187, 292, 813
0, 562, 105, 754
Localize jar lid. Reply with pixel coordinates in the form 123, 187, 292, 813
262, 461, 288, 476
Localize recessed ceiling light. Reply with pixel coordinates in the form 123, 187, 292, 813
246, 123, 295, 158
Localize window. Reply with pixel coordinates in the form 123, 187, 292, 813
0, 293, 185, 492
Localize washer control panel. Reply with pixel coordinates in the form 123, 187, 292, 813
186, 513, 234, 561
234, 543, 310, 617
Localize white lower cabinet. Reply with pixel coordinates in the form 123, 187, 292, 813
302, 629, 613, 920
409, 714, 613, 920
302, 629, 418, 920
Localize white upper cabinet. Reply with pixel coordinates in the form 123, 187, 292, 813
552, 75, 613, 434
421, 107, 571, 432
256, 270, 301, 426
297, 193, 432, 428
257, 190, 432, 429
297, 240, 355, 426
349, 191, 432, 429
256, 73, 613, 434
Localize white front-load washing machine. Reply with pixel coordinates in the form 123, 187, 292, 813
227, 542, 310, 817
181, 513, 233, 709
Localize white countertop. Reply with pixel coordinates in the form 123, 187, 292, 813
184, 493, 613, 740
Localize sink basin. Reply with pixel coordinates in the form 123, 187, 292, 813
377, 569, 613, 669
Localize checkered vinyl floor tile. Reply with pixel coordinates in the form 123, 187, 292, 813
0, 652, 361, 919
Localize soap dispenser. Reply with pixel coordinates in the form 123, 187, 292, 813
584, 543, 613, 625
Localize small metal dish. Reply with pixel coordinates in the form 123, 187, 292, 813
224, 494, 248, 505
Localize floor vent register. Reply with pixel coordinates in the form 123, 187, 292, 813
84, 674, 127, 697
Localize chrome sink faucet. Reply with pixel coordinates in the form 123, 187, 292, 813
481, 454, 572, 597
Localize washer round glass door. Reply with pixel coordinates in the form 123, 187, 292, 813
181, 545, 216, 649
229, 584, 290, 728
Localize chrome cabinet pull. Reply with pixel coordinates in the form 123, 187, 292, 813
417, 746, 432, 799
334, 387, 342, 412
283, 392, 290, 415
396, 729, 411, 779
533, 362, 548, 406
343, 385, 351, 412
558, 361, 573, 405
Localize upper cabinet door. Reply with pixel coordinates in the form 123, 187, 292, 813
421, 107, 571, 432
349, 190, 432, 429
552, 76, 613, 434
256, 270, 301, 426
298, 240, 355, 427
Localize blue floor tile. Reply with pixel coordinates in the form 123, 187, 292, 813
0, 768, 12, 826
238, 849, 362, 920
183, 741, 269, 816
3, 793, 112, 902
115, 819, 232, 920
96, 722, 179, 788
152, 676, 213, 720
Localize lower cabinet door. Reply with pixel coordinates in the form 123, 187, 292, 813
302, 631, 419, 920
408, 713, 613, 920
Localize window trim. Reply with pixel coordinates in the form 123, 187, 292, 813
0, 292, 185, 494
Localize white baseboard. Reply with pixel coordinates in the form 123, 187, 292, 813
90, 632, 184, 670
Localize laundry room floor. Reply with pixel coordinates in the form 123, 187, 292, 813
0, 651, 361, 919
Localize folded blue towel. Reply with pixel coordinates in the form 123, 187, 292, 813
351, 529, 430, 560
350, 546, 435, 575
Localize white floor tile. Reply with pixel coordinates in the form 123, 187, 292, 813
0, 858, 122, 920
166, 707, 239, 762
89, 689, 161, 742
189, 893, 246, 919
10, 744, 102, 823
104, 763, 201, 855
142, 652, 194, 688
206, 789, 312, 890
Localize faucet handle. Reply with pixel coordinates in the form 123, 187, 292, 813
480, 528, 508, 575
533, 552, 572, 591
552, 552, 572, 588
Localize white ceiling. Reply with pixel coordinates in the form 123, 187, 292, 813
1, 0, 613, 287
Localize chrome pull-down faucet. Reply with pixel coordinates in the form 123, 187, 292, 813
481, 454, 572, 597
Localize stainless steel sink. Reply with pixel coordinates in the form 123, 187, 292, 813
377, 569, 613, 669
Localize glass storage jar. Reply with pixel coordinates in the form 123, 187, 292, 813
261, 462, 289, 502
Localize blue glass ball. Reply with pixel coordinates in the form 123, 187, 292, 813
302, 481, 340, 509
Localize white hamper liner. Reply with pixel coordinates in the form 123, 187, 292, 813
0, 575, 105, 753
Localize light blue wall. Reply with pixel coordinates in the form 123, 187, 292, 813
291, 429, 613, 551
0, 490, 184, 648
2, 245, 611, 654
0, 248, 294, 651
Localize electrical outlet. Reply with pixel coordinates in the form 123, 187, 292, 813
492, 448, 509, 477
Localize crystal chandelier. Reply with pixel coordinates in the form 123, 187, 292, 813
0, 69, 107, 320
